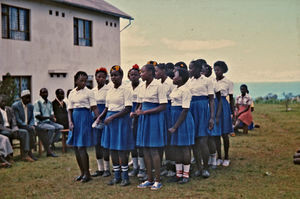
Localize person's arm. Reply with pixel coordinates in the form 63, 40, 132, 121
91, 105, 100, 119
168, 108, 188, 133
12, 103, 26, 126
208, 94, 215, 130
68, 109, 74, 131
215, 91, 222, 125
104, 106, 132, 125
136, 104, 167, 115
237, 105, 250, 118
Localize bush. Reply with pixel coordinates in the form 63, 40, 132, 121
0, 73, 18, 106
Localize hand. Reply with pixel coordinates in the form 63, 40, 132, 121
130, 112, 137, 118
209, 118, 214, 130
168, 127, 176, 134
104, 116, 114, 125
69, 122, 74, 131
136, 109, 144, 116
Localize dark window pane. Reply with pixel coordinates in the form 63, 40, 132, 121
78, 19, 84, 38
10, 7, 18, 30
2, 15, 8, 38
85, 21, 90, 39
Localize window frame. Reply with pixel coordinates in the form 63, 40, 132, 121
1, 4, 30, 41
73, 17, 92, 47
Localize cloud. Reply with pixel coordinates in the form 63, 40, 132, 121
161, 38, 236, 51
121, 26, 151, 47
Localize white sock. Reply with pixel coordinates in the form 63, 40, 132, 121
104, 160, 110, 171
175, 164, 183, 178
211, 153, 217, 165
183, 164, 190, 178
97, 159, 104, 171
132, 157, 138, 169
138, 157, 145, 170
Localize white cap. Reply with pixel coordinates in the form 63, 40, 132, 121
21, 90, 30, 97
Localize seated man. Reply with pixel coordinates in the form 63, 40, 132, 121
52, 89, 68, 129
0, 94, 34, 162
0, 134, 13, 167
12, 90, 38, 161
34, 88, 63, 157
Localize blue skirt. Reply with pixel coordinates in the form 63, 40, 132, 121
67, 108, 95, 147
101, 111, 134, 150
220, 97, 233, 134
136, 102, 167, 147
169, 106, 195, 146
132, 102, 138, 112
190, 96, 210, 137
209, 98, 222, 136
93, 104, 106, 145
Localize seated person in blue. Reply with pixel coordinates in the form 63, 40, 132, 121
12, 90, 38, 161
34, 88, 63, 157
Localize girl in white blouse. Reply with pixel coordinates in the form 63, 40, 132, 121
188, 59, 215, 178
91, 68, 111, 178
213, 61, 234, 167
168, 68, 195, 184
134, 64, 167, 190
127, 64, 146, 178
96, 65, 134, 186
67, 71, 100, 183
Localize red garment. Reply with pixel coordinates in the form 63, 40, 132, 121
236, 105, 253, 126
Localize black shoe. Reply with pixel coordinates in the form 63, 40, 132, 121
178, 177, 189, 184
120, 179, 130, 186
167, 176, 181, 183
81, 175, 92, 183
194, 170, 202, 177
107, 178, 121, 185
91, 170, 104, 177
102, 170, 111, 177
75, 175, 83, 181
46, 153, 58, 157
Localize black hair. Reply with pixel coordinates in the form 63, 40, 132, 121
110, 65, 124, 77
240, 84, 249, 94
190, 59, 207, 70
40, 88, 48, 93
95, 68, 108, 77
156, 63, 166, 71
204, 64, 212, 77
174, 61, 187, 70
55, 88, 64, 96
144, 64, 155, 77
66, 89, 72, 98
214, 61, 228, 73
165, 62, 175, 79
147, 60, 157, 66
74, 71, 88, 81
176, 68, 189, 84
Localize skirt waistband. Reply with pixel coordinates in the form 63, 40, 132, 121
170, 106, 183, 111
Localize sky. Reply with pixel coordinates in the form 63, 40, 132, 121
107, 0, 300, 82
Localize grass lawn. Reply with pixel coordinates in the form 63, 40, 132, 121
1, 104, 300, 199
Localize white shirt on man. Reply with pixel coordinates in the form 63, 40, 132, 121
68, 87, 97, 110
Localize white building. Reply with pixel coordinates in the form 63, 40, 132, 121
0, 0, 133, 101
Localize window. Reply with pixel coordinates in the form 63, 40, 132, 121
74, 17, 92, 46
1, 4, 30, 41
49, 10, 52, 15
3, 75, 31, 100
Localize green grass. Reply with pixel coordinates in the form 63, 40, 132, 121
1, 104, 300, 199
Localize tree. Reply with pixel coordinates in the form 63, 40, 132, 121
282, 92, 293, 112
0, 73, 18, 106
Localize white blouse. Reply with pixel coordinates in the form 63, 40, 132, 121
137, 79, 168, 104
68, 87, 97, 109
92, 84, 111, 104
169, 84, 192, 108
236, 93, 252, 106
105, 84, 132, 111
215, 77, 234, 97
187, 75, 214, 96
127, 81, 143, 103
161, 77, 176, 101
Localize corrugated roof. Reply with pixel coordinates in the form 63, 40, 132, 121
49, 0, 133, 20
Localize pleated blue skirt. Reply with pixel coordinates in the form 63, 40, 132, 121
220, 97, 233, 134
101, 111, 134, 150
169, 106, 195, 146
67, 108, 95, 147
93, 104, 106, 145
132, 102, 138, 112
190, 96, 210, 137
209, 98, 222, 136
136, 102, 167, 147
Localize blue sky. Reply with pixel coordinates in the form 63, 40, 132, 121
107, 0, 300, 82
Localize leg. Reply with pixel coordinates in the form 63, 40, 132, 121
108, 150, 121, 185
150, 148, 162, 183
103, 148, 111, 177
91, 144, 104, 177
36, 123, 55, 155
193, 139, 202, 174
178, 146, 191, 184
143, 148, 153, 182
49, 121, 63, 144
208, 136, 217, 168
74, 147, 84, 181
13, 129, 32, 161
129, 148, 139, 176
137, 148, 146, 178
222, 134, 230, 163
78, 146, 91, 182
119, 150, 130, 186
243, 123, 249, 134
198, 136, 210, 178
214, 136, 222, 165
